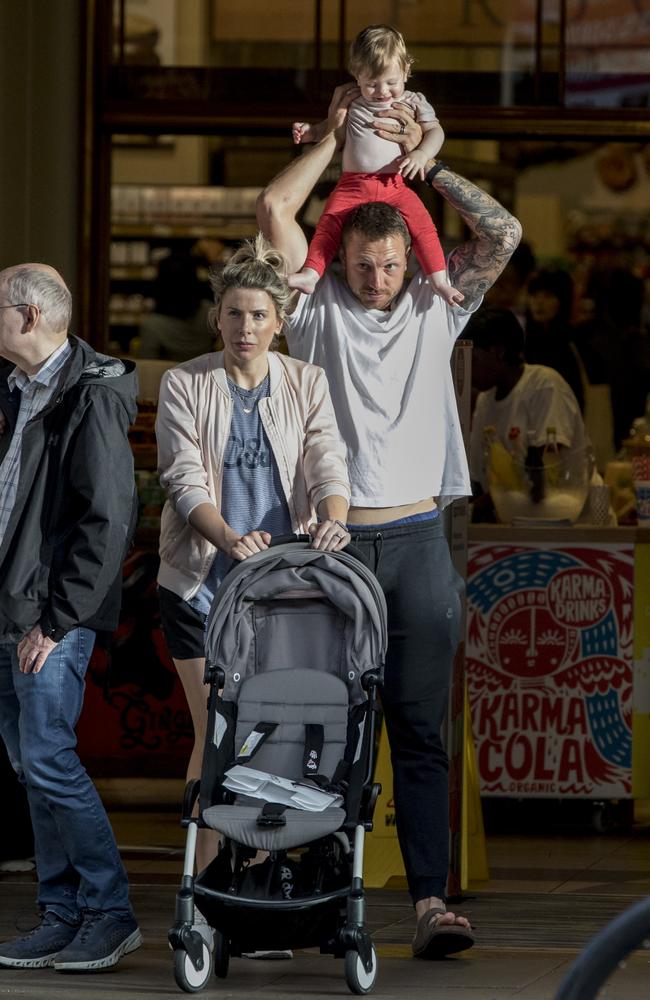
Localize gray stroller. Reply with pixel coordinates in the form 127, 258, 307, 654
169, 539, 387, 994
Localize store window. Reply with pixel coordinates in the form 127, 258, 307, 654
111, 0, 650, 110
564, 0, 650, 110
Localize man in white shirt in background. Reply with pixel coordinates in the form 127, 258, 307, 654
257, 86, 521, 958
466, 307, 594, 518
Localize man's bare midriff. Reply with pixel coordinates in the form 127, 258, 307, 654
347, 497, 437, 525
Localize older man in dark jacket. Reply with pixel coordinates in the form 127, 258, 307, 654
0, 263, 141, 972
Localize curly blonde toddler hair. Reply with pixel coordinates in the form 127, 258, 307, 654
348, 24, 414, 81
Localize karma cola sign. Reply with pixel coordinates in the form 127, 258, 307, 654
467, 544, 633, 798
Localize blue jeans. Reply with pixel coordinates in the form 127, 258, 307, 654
0, 629, 133, 922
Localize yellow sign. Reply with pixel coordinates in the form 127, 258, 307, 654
364, 706, 489, 890
363, 724, 406, 889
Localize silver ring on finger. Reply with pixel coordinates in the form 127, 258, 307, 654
399, 122, 406, 135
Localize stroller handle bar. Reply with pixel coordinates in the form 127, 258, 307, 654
269, 534, 312, 546
268, 533, 372, 571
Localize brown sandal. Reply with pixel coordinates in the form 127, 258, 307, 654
412, 907, 475, 959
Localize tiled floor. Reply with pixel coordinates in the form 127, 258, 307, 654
2, 798, 650, 998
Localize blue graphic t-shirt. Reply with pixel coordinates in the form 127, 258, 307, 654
190, 375, 293, 616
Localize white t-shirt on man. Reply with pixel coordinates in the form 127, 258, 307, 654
469, 363, 589, 492
286, 270, 477, 508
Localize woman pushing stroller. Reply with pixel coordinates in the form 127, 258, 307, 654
155, 235, 351, 871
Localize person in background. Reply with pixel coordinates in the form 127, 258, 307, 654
258, 86, 521, 958
290, 24, 463, 306
466, 307, 596, 519
155, 235, 351, 877
524, 267, 584, 412
137, 252, 214, 361
574, 268, 648, 449
484, 240, 536, 326
0, 264, 141, 972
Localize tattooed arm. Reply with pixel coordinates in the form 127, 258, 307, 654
426, 164, 522, 309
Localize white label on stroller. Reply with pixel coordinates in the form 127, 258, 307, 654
213, 712, 228, 747
238, 729, 265, 758
353, 718, 366, 764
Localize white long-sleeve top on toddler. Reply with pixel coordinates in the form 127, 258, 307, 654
343, 91, 439, 174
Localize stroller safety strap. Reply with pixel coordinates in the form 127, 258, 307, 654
303, 723, 324, 779
236, 718, 344, 792
236, 722, 278, 763
303, 724, 349, 793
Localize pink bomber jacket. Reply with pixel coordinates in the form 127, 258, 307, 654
155, 350, 350, 600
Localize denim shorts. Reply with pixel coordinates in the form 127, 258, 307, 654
157, 585, 207, 660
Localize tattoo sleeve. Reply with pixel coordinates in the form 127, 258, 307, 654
431, 170, 522, 307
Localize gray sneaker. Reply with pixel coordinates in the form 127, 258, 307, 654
53, 911, 142, 972
0, 912, 80, 969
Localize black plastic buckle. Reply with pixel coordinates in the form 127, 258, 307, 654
256, 802, 287, 827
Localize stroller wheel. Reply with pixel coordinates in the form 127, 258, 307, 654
344, 944, 377, 995
213, 930, 230, 978
173, 942, 213, 993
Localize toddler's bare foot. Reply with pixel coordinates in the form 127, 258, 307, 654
428, 270, 465, 307
288, 267, 320, 294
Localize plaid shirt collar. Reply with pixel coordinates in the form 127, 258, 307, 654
7, 338, 72, 393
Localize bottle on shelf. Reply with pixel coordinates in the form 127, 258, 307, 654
629, 393, 650, 445
542, 425, 561, 487
507, 425, 524, 462
525, 429, 545, 504
485, 425, 522, 492
507, 425, 527, 489
624, 393, 650, 482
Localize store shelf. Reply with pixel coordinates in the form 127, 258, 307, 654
110, 265, 158, 280
109, 185, 260, 352
112, 219, 258, 239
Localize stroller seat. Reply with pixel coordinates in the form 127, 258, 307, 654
203, 804, 347, 852
203, 667, 349, 850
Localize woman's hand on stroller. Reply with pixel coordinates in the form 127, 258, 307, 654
228, 530, 272, 561
308, 519, 351, 552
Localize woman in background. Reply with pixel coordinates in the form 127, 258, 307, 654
525, 267, 584, 411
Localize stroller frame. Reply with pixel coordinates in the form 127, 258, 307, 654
169, 542, 386, 994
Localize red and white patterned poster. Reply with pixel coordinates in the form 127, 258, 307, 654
467, 542, 634, 798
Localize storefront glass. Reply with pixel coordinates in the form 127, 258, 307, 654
111, 0, 650, 110
565, 0, 650, 110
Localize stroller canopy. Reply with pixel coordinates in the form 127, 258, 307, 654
205, 544, 387, 705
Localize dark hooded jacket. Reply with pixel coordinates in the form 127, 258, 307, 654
0, 336, 138, 643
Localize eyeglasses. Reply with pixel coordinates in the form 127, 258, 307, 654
0, 303, 30, 310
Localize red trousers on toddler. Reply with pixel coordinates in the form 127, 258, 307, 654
304, 171, 446, 277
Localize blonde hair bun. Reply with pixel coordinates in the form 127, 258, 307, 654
208, 233, 292, 340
